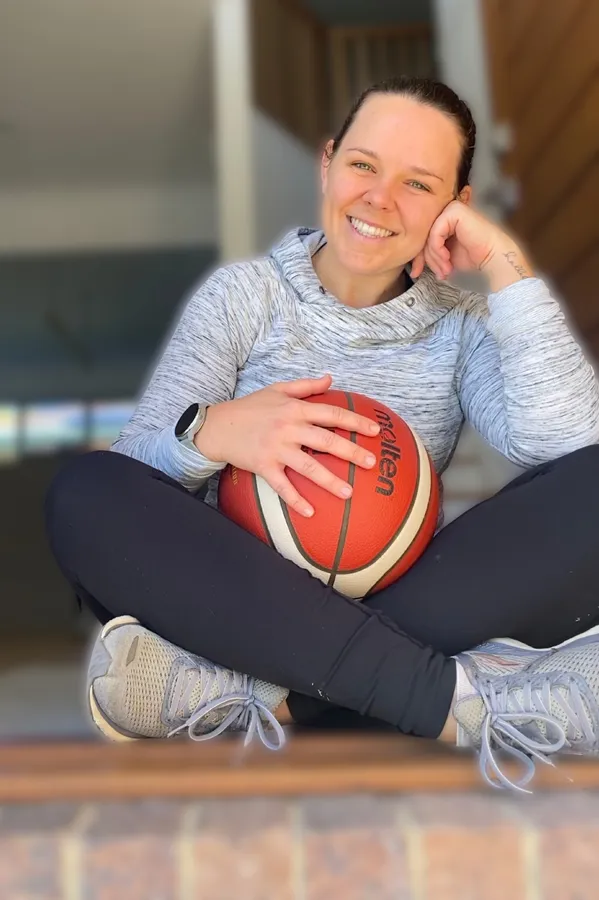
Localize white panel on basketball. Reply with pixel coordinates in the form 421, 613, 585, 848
254, 431, 433, 600
255, 476, 332, 581
334, 432, 432, 597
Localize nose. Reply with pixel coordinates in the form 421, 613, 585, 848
363, 182, 394, 211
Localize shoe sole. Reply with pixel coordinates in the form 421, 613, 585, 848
88, 615, 143, 743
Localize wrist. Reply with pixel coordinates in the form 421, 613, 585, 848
193, 402, 227, 462
480, 240, 534, 292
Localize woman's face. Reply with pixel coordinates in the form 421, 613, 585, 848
320, 93, 465, 278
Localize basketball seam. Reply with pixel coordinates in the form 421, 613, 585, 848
278, 492, 330, 574
252, 472, 276, 549
262, 395, 437, 597
364, 458, 438, 596
328, 392, 356, 587
336, 415, 422, 575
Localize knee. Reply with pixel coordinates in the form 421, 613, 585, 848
45, 450, 128, 545
574, 443, 599, 467
551, 444, 599, 512
559, 444, 599, 478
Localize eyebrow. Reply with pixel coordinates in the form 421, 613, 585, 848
345, 147, 444, 182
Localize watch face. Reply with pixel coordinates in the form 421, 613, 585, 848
175, 403, 199, 438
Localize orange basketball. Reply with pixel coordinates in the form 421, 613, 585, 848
218, 390, 439, 599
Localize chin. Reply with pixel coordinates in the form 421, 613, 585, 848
336, 245, 401, 278
345, 259, 386, 277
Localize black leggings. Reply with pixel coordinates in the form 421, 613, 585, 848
45, 444, 599, 738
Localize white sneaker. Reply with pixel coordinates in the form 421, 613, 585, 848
454, 625, 599, 791
87, 616, 288, 750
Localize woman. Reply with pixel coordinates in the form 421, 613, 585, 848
46, 77, 599, 791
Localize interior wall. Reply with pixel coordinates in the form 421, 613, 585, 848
0, 246, 217, 403
252, 109, 319, 253
0, 183, 217, 256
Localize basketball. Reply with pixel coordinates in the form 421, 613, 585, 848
217, 390, 439, 599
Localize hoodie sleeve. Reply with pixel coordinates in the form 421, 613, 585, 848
455, 277, 599, 467
110, 263, 263, 490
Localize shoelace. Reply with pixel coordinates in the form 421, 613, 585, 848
167, 663, 286, 751
477, 674, 594, 792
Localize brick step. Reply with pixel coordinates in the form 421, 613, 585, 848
2, 790, 599, 898
2, 735, 599, 802
3, 738, 599, 897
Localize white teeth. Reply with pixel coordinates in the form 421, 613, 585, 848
350, 217, 394, 238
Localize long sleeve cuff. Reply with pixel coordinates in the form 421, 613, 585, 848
155, 425, 227, 489
486, 277, 561, 336
112, 424, 227, 491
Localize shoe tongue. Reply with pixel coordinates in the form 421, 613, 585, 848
454, 694, 486, 747
169, 657, 223, 722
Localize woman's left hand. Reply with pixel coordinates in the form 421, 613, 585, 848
410, 200, 534, 292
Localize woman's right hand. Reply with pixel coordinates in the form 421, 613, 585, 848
195, 374, 380, 517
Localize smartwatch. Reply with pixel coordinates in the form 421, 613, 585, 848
175, 403, 210, 452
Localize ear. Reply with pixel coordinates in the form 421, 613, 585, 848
321, 139, 335, 193
458, 185, 472, 205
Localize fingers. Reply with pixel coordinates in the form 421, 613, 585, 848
411, 240, 451, 280
263, 468, 315, 518
429, 207, 456, 247
418, 203, 459, 280
306, 401, 380, 436
263, 435, 371, 516
426, 244, 453, 280
301, 425, 377, 469
286, 449, 355, 501
414, 238, 451, 280
278, 374, 332, 398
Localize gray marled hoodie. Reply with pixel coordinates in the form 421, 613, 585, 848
112, 227, 599, 510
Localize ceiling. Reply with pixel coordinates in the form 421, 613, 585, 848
0, 0, 213, 188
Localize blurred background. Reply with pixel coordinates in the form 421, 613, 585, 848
0, 0, 599, 738
1, 1, 599, 896
1, 0, 598, 738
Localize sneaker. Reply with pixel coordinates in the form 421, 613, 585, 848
454, 626, 599, 792
87, 616, 288, 750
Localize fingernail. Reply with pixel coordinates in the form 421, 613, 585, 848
340, 486, 352, 498
365, 455, 376, 467
303, 506, 314, 517
369, 423, 380, 433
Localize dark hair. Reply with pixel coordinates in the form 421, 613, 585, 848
327, 76, 476, 193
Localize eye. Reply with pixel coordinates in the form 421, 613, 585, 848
351, 161, 374, 172
407, 180, 430, 192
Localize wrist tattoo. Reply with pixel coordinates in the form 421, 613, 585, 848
503, 250, 530, 279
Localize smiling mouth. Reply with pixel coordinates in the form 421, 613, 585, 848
348, 216, 397, 239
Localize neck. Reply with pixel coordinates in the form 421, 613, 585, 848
313, 244, 406, 309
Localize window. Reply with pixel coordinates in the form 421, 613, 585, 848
0, 399, 135, 463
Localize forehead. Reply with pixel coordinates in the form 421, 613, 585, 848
341, 94, 462, 184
